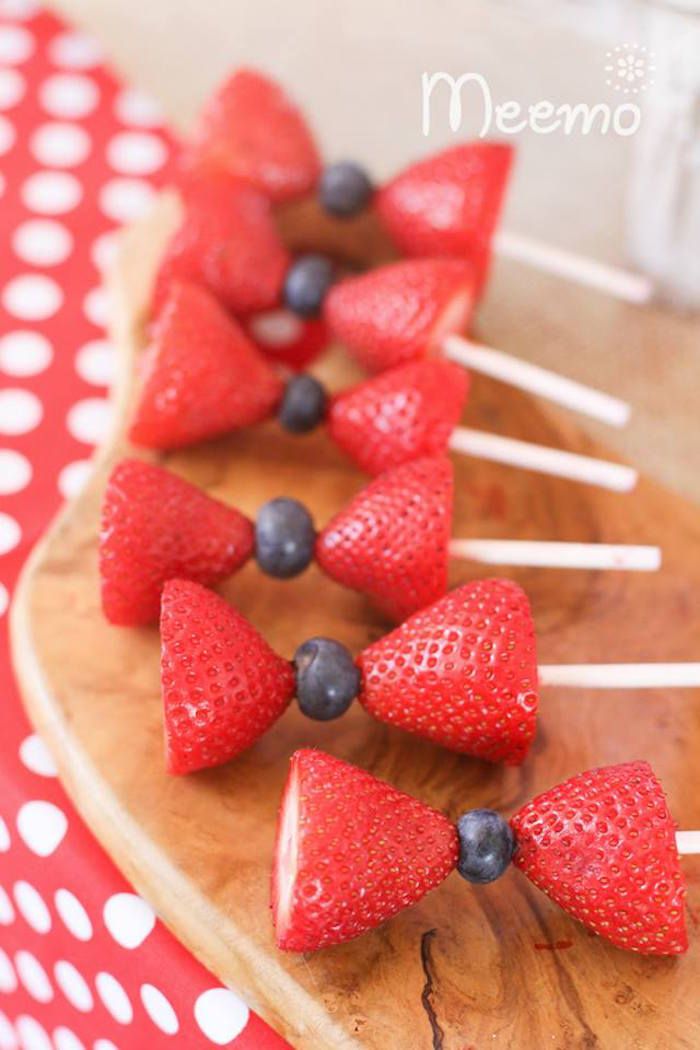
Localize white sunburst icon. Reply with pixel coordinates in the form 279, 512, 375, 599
605, 43, 655, 95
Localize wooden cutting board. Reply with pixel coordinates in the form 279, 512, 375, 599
10, 193, 700, 1050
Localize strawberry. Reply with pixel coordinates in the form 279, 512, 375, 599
358, 579, 538, 763
323, 258, 474, 373
511, 761, 687, 955
99, 459, 253, 626
180, 68, 321, 203
315, 456, 453, 621
245, 310, 329, 372
375, 143, 514, 292
328, 360, 469, 476
272, 749, 459, 951
161, 580, 295, 774
152, 175, 290, 317
130, 282, 284, 450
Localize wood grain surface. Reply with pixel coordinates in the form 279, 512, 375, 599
10, 193, 700, 1050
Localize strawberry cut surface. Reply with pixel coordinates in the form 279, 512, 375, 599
511, 761, 687, 955
130, 281, 284, 450
315, 455, 453, 621
328, 359, 469, 476
161, 580, 295, 774
99, 459, 254, 626
272, 749, 459, 951
324, 258, 474, 373
245, 310, 329, 372
358, 578, 539, 762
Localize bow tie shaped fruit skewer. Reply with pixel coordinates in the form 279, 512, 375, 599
98, 458, 659, 628
158, 576, 700, 775
272, 751, 695, 954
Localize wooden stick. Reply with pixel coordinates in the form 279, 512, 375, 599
443, 335, 630, 428
448, 427, 637, 492
494, 230, 654, 304
675, 832, 700, 855
449, 539, 660, 572
538, 664, 700, 688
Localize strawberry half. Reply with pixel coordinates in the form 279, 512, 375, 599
99, 459, 253, 626
272, 749, 459, 951
130, 282, 284, 450
181, 68, 321, 203
152, 175, 290, 317
358, 579, 538, 763
511, 761, 687, 955
315, 456, 453, 621
245, 310, 329, 372
328, 359, 469, 476
161, 580, 295, 774
323, 258, 474, 373
375, 143, 514, 293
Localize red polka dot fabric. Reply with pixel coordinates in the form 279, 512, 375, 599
0, 2, 290, 1046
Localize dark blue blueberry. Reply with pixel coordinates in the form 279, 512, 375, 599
278, 374, 328, 434
319, 161, 374, 218
294, 637, 360, 721
283, 255, 335, 318
255, 498, 315, 579
455, 809, 515, 885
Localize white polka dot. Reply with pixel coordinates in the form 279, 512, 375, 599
58, 459, 92, 500
103, 893, 155, 949
0, 389, 42, 434
91, 232, 117, 273
30, 123, 91, 167
14, 1016, 51, 1050
0, 68, 24, 111
140, 985, 178, 1035
3, 273, 63, 320
19, 735, 56, 777
15, 951, 53, 1003
95, 973, 132, 1025
194, 989, 250, 1045
76, 340, 114, 386
93, 1042, 117, 1050
114, 87, 162, 128
67, 398, 111, 445
13, 882, 51, 934
249, 309, 303, 348
0, 585, 7, 617
0, 26, 33, 64
0, 950, 16, 993
99, 178, 154, 223
49, 31, 103, 70
0, 1009, 16, 1050
16, 800, 68, 857
0, 331, 53, 376
0, 0, 38, 17
0, 817, 9, 851
53, 1029, 85, 1050
0, 450, 31, 494
0, 115, 15, 155
83, 287, 108, 327
0, 886, 14, 925
39, 74, 99, 119
54, 961, 93, 1013
22, 171, 82, 214
13, 220, 73, 267
0, 513, 21, 555
54, 889, 93, 942
106, 132, 166, 176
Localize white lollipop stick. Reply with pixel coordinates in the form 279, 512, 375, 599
676, 832, 700, 856
494, 230, 654, 305
538, 664, 700, 689
449, 540, 660, 572
443, 335, 630, 428
448, 427, 637, 492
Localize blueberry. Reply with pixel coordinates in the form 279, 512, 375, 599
283, 255, 335, 318
294, 637, 360, 720
255, 498, 316, 579
455, 809, 515, 885
319, 162, 374, 218
278, 374, 328, 434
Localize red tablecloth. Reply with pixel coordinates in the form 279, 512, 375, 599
0, 3, 290, 1046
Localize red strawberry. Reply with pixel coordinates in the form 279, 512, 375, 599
511, 762, 687, 955
130, 282, 284, 450
181, 68, 321, 203
358, 579, 538, 763
328, 360, 469, 476
315, 456, 453, 621
99, 459, 253, 626
152, 176, 289, 317
245, 310, 329, 372
323, 258, 474, 373
272, 749, 458, 951
161, 580, 295, 774
375, 143, 514, 292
